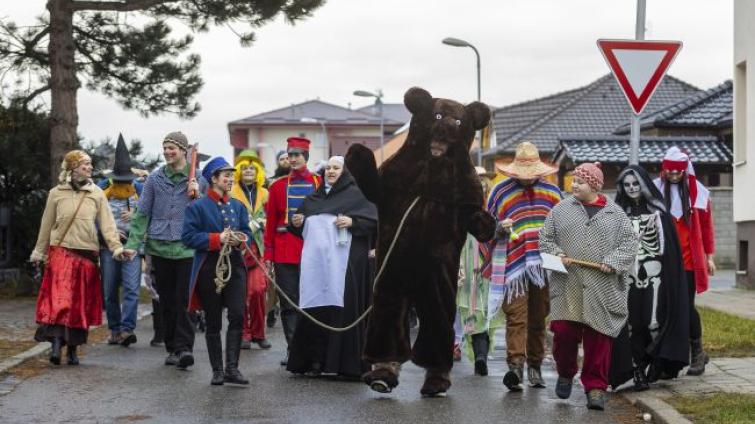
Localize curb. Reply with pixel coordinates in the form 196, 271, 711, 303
0, 308, 153, 375
623, 391, 693, 424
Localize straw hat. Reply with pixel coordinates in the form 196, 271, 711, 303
498, 141, 557, 179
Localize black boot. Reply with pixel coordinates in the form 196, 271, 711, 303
471, 333, 489, 376
280, 310, 298, 346
49, 338, 62, 365
224, 330, 249, 385
687, 338, 709, 376
633, 366, 649, 391
67, 345, 79, 366
206, 334, 224, 385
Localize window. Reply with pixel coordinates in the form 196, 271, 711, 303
739, 240, 749, 274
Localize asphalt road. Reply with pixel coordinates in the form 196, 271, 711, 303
0, 317, 637, 424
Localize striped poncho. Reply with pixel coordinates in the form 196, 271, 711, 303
481, 178, 562, 314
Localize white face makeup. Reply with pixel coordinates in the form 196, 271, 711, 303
622, 173, 642, 200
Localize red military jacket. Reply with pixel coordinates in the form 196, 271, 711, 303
263, 168, 320, 264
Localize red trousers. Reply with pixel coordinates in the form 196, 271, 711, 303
550, 320, 613, 392
242, 264, 267, 341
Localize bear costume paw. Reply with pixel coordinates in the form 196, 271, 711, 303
420, 370, 451, 398
363, 362, 401, 393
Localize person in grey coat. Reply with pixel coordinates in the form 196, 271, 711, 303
539, 162, 637, 411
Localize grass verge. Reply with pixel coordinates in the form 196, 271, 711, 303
668, 393, 755, 424
699, 306, 755, 357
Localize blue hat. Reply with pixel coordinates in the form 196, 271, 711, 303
202, 157, 235, 182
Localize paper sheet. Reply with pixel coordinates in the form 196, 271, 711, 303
541, 252, 568, 274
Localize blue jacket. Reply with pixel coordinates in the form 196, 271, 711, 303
139, 166, 189, 242
182, 190, 253, 311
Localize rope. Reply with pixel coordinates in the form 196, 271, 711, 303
215, 196, 421, 333
214, 231, 249, 294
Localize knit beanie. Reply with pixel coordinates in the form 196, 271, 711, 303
163, 131, 189, 151
573, 162, 604, 191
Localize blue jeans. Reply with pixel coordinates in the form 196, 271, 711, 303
101, 249, 142, 333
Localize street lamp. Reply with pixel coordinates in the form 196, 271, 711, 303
353, 89, 384, 163
300, 117, 328, 161
443, 36, 483, 165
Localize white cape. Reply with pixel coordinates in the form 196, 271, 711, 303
299, 214, 352, 308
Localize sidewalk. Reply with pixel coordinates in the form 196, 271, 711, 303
622, 270, 755, 423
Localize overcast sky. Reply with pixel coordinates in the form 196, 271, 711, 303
5, 0, 733, 160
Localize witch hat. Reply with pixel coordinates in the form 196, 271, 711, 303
111, 133, 138, 182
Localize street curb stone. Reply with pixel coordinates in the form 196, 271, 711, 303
0, 308, 152, 375
623, 392, 693, 424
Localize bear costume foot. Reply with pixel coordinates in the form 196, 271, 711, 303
364, 362, 401, 393
420, 370, 451, 398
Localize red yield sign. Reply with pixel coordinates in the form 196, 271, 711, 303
597, 39, 682, 114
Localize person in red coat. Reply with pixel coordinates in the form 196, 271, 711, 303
654, 146, 715, 376
264, 137, 320, 365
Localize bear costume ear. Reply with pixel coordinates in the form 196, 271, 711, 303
465, 102, 491, 131
404, 87, 433, 115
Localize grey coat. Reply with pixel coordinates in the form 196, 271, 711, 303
539, 195, 638, 337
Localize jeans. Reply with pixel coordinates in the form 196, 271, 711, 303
100, 249, 142, 333
500, 280, 550, 367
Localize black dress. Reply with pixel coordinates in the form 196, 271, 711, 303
610, 165, 690, 388
286, 169, 378, 379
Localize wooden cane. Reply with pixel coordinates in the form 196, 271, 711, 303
564, 257, 605, 271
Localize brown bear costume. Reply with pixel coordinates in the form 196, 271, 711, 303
345, 87, 496, 397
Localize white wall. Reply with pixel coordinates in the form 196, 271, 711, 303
734, 0, 755, 223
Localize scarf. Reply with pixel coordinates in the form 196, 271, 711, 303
481, 179, 562, 307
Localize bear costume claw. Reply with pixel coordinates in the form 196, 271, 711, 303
363, 363, 400, 394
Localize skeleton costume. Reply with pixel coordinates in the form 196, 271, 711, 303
609, 165, 690, 390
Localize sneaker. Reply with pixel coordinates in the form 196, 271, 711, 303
252, 338, 272, 349
120, 331, 137, 347
150, 338, 164, 348
528, 366, 546, 388
280, 351, 289, 366
586, 389, 606, 411
176, 351, 194, 370
555, 376, 573, 399
240, 340, 252, 350
503, 365, 524, 391
108, 332, 123, 345
164, 352, 179, 366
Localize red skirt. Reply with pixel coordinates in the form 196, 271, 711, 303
35, 246, 103, 330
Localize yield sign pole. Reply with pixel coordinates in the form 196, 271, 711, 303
632, 0, 647, 165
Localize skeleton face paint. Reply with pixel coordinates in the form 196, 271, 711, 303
622, 173, 642, 200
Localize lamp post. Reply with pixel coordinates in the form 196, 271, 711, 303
353, 89, 384, 163
300, 117, 328, 161
442, 36, 482, 165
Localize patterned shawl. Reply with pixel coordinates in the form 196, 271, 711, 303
481, 178, 562, 312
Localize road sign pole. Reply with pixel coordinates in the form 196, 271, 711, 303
629, 0, 647, 165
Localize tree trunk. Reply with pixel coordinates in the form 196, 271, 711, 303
47, 0, 79, 186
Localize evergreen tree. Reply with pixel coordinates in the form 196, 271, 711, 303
0, 0, 325, 183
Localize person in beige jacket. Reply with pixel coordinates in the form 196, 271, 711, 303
30, 150, 124, 366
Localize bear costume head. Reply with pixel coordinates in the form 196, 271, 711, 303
373, 87, 491, 206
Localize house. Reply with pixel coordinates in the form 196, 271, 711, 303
734, 0, 755, 289
553, 80, 735, 267
483, 74, 701, 170
227, 100, 406, 172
